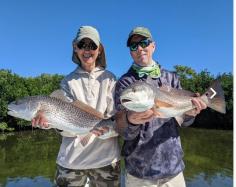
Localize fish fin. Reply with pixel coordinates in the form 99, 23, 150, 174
74, 136, 80, 147
71, 100, 105, 119
159, 85, 196, 97
50, 89, 71, 102
174, 115, 184, 126
79, 134, 92, 147
202, 79, 226, 114
59, 130, 76, 137
154, 99, 173, 108
152, 107, 167, 118
78, 133, 97, 147
98, 130, 118, 139
159, 85, 172, 92
50, 90, 104, 119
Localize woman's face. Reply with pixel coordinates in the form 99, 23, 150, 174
74, 38, 100, 72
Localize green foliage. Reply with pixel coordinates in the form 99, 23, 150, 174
25, 73, 64, 95
0, 122, 7, 132
0, 122, 14, 132
218, 73, 233, 111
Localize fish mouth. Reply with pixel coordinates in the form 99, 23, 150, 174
7, 105, 15, 112
121, 98, 133, 104
7, 110, 19, 118
120, 95, 145, 105
120, 93, 137, 102
7, 106, 18, 115
120, 96, 154, 112
7, 104, 18, 112
7, 104, 23, 118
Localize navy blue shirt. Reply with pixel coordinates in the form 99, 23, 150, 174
115, 64, 194, 180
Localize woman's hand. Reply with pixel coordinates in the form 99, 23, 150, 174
31, 111, 49, 128
90, 127, 109, 136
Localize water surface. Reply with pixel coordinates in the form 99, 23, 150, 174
0, 128, 233, 187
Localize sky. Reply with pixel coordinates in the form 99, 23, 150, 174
0, 0, 233, 78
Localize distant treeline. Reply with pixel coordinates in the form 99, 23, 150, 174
0, 66, 233, 131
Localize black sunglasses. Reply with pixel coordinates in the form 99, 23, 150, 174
77, 41, 98, 51
129, 39, 152, 51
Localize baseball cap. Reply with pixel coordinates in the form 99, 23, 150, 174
127, 27, 153, 46
74, 26, 100, 47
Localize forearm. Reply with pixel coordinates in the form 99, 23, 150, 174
115, 110, 141, 140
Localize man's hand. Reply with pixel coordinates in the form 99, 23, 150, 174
185, 94, 207, 117
31, 111, 49, 128
127, 108, 162, 125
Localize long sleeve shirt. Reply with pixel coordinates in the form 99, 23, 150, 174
56, 66, 120, 169
115, 64, 194, 180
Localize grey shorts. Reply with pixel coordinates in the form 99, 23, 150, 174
54, 162, 120, 187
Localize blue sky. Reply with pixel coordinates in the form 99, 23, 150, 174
0, 0, 233, 77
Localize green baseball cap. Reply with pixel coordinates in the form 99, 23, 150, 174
127, 27, 153, 46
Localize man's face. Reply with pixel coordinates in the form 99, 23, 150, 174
129, 35, 155, 66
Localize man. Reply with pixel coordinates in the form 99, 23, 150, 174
115, 27, 206, 187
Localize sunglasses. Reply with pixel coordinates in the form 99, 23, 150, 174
77, 41, 98, 51
129, 39, 152, 51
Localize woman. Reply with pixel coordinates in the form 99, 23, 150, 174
32, 26, 120, 187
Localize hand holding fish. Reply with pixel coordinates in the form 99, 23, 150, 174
127, 109, 153, 125
184, 95, 207, 116
90, 127, 109, 136
127, 108, 162, 125
32, 111, 49, 128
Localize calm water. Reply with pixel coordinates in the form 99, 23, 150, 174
0, 128, 233, 187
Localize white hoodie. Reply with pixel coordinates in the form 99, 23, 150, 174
56, 66, 120, 169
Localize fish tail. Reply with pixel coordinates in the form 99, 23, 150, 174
79, 133, 96, 147
201, 79, 226, 114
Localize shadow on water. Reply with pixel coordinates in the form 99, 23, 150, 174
0, 127, 233, 187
